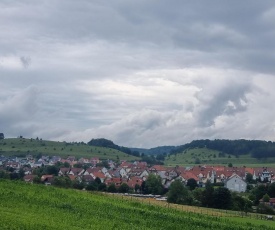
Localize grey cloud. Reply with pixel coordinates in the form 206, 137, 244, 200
20, 56, 31, 68
0, 86, 39, 135
195, 81, 252, 127
1, 1, 275, 147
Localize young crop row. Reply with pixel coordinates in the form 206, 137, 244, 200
0, 179, 274, 230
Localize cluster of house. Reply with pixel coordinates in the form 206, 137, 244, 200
1, 155, 275, 193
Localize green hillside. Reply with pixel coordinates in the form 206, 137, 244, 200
165, 147, 275, 167
0, 138, 139, 161
0, 180, 274, 230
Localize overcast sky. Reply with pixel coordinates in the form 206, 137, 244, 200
1, 1, 275, 148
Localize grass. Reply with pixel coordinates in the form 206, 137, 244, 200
0, 138, 140, 161
165, 147, 275, 167
118, 195, 275, 228
0, 179, 274, 230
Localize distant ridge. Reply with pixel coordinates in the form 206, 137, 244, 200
170, 139, 275, 158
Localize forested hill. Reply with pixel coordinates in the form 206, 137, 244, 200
170, 139, 275, 158
88, 138, 140, 157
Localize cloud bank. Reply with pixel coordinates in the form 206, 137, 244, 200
1, 1, 275, 148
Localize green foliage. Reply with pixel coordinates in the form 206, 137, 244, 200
212, 187, 232, 209
107, 183, 117, 193
201, 181, 214, 208
144, 174, 164, 195
86, 181, 98, 191
0, 138, 139, 161
118, 183, 130, 193
231, 192, 252, 212
171, 139, 275, 159
267, 182, 275, 197
88, 138, 139, 157
245, 173, 254, 183
72, 180, 85, 190
186, 178, 198, 191
52, 176, 72, 188
263, 193, 270, 202
251, 184, 268, 205
257, 203, 275, 215
167, 180, 190, 204
0, 170, 9, 179
98, 183, 107, 191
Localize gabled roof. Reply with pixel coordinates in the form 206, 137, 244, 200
23, 174, 35, 182
68, 175, 76, 181
41, 175, 54, 182
91, 171, 106, 179
70, 168, 84, 175
82, 174, 94, 182
180, 171, 199, 181
149, 165, 167, 171
59, 167, 70, 174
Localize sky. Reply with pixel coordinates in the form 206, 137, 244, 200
1, 1, 275, 148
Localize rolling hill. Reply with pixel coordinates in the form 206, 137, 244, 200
0, 138, 140, 161
166, 139, 275, 166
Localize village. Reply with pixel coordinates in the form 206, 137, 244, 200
1, 154, 275, 193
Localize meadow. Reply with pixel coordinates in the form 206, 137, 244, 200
165, 147, 275, 167
0, 179, 274, 230
0, 138, 139, 161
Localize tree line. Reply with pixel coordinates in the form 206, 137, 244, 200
170, 139, 275, 158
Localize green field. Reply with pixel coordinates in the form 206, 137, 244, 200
0, 180, 274, 230
165, 147, 275, 167
0, 138, 139, 161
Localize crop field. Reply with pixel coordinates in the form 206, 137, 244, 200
165, 147, 275, 167
0, 138, 139, 161
0, 180, 275, 230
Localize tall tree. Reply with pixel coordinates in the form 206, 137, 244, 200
167, 180, 189, 204
186, 178, 198, 190
144, 174, 164, 195
213, 187, 232, 209
118, 183, 130, 193
245, 173, 253, 183
107, 183, 117, 193
267, 182, 275, 198
201, 180, 214, 208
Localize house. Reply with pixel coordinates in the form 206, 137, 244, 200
58, 167, 70, 176
127, 176, 143, 189
225, 174, 247, 192
90, 171, 106, 183
105, 177, 127, 187
111, 167, 128, 178
41, 175, 54, 185
68, 168, 85, 176
81, 174, 95, 184
177, 171, 199, 185
23, 174, 35, 183
5, 161, 21, 169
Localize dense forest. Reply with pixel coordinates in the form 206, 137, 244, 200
170, 139, 275, 158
